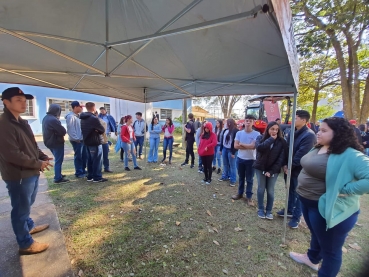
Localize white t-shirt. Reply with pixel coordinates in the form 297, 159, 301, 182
235, 130, 260, 160
128, 125, 134, 139
222, 130, 232, 149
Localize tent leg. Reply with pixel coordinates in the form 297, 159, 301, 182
282, 88, 298, 244
144, 89, 147, 164
182, 99, 187, 150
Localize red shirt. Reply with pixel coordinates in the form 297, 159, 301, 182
121, 125, 136, 143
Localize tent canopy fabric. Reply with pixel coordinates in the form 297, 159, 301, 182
0, 0, 298, 103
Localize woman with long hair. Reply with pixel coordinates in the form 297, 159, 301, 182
253, 121, 286, 219
289, 117, 369, 276
195, 121, 206, 172
118, 116, 125, 162
161, 117, 175, 164
212, 119, 223, 174
148, 117, 161, 163
120, 115, 141, 171
218, 118, 238, 186
198, 122, 218, 184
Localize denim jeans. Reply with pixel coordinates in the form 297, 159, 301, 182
285, 171, 302, 220
148, 137, 160, 162
50, 145, 64, 181
237, 157, 254, 198
255, 169, 279, 212
221, 148, 237, 183
102, 143, 110, 170
212, 145, 222, 168
134, 136, 144, 157
5, 175, 39, 248
122, 139, 138, 168
300, 196, 358, 277
198, 155, 203, 168
70, 141, 87, 177
86, 145, 103, 181
163, 137, 173, 161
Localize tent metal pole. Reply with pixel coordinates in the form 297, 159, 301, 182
108, 5, 263, 47
72, 49, 106, 90
0, 27, 105, 75
109, 0, 203, 75
144, 88, 148, 163
111, 47, 194, 97
105, 0, 109, 75
282, 88, 298, 243
182, 99, 188, 150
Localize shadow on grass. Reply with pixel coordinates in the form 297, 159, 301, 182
45, 144, 369, 277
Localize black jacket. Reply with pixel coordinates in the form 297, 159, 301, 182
80, 112, 105, 146
253, 136, 286, 175
219, 128, 239, 155
353, 126, 363, 145
185, 119, 195, 142
284, 125, 316, 173
42, 104, 66, 149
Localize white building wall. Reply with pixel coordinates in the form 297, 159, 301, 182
110, 98, 153, 123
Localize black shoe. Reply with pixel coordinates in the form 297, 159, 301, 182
212, 166, 216, 171
168, 160, 172, 165
62, 174, 66, 178
54, 178, 70, 184
161, 158, 166, 163
181, 162, 188, 166
125, 167, 131, 171
104, 169, 113, 173
217, 168, 221, 174
134, 166, 142, 170
190, 164, 194, 168
93, 178, 108, 183
86, 177, 93, 182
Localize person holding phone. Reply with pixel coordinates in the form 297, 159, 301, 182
253, 121, 286, 219
0, 87, 53, 255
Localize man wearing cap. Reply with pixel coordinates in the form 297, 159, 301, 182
0, 87, 53, 255
349, 119, 363, 144
65, 101, 87, 178
42, 103, 69, 184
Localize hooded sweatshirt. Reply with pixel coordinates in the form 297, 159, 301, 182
197, 122, 218, 157
42, 104, 66, 149
80, 112, 105, 146
65, 111, 83, 141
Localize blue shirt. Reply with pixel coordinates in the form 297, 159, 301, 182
149, 124, 161, 139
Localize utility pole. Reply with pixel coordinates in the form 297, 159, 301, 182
182, 99, 187, 149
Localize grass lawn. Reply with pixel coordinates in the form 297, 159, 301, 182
45, 136, 369, 277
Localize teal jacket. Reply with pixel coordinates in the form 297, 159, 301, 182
318, 147, 369, 229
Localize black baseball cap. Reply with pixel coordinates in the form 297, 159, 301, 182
1, 87, 34, 100
71, 101, 83, 108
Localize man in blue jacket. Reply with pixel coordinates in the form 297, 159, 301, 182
277, 110, 316, 228
98, 107, 117, 143
42, 104, 69, 184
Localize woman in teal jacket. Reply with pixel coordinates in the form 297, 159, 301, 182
148, 117, 162, 163
290, 117, 369, 277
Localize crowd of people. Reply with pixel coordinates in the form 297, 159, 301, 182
1, 87, 369, 277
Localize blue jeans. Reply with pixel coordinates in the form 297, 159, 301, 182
86, 145, 103, 181
237, 158, 254, 198
163, 137, 173, 161
50, 145, 64, 181
102, 143, 110, 170
198, 155, 203, 168
148, 137, 160, 162
70, 141, 87, 177
134, 136, 144, 157
221, 148, 237, 183
300, 196, 358, 277
212, 145, 222, 168
285, 171, 302, 220
5, 175, 39, 248
122, 139, 138, 168
255, 169, 279, 212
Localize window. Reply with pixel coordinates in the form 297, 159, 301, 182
0, 97, 35, 117
104, 103, 110, 114
48, 99, 73, 118
160, 109, 172, 119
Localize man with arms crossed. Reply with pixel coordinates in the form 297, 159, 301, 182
0, 87, 53, 255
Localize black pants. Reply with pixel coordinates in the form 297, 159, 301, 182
201, 154, 214, 181
120, 148, 124, 160
185, 139, 195, 164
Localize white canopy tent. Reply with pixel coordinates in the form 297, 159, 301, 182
0, 0, 299, 241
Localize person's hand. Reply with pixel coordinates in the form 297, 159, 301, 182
133, 149, 136, 156
283, 165, 288, 174
115, 132, 117, 136
364, 141, 367, 145
265, 172, 271, 177
205, 147, 208, 151
250, 140, 256, 147
231, 154, 235, 159
128, 141, 132, 144
40, 160, 53, 172
219, 151, 222, 155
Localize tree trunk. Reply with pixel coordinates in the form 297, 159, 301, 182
359, 72, 369, 123
311, 88, 319, 123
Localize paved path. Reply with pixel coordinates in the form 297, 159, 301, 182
0, 144, 74, 277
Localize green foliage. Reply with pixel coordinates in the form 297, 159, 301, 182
174, 115, 182, 124
174, 126, 182, 135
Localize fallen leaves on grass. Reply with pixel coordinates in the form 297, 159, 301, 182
222, 269, 228, 275
78, 269, 84, 277
342, 246, 348, 253
213, 240, 220, 246
207, 210, 213, 217
213, 227, 219, 233
348, 243, 361, 251
279, 244, 287, 248
175, 221, 181, 226
234, 227, 243, 232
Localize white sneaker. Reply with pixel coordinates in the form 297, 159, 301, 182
289, 252, 319, 271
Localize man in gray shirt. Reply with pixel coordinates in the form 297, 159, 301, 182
133, 112, 147, 160
232, 115, 260, 206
